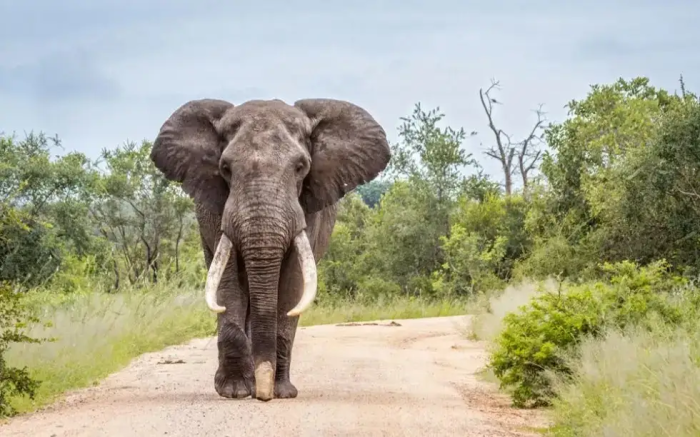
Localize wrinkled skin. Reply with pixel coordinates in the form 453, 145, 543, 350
150, 98, 390, 401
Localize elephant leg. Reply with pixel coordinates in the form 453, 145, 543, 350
274, 254, 302, 399
273, 207, 336, 399
207, 243, 255, 399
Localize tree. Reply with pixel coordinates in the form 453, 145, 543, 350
528, 76, 697, 275
353, 180, 391, 208
0, 133, 97, 287
478, 79, 547, 196
388, 102, 477, 237
90, 140, 194, 287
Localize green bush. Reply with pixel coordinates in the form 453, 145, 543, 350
488, 260, 690, 407
0, 283, 45, 416
355, 276, 403, 302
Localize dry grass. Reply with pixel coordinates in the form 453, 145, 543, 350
300, 294, 470, 326
468, 278, 556, 342
549, 326, 700, 437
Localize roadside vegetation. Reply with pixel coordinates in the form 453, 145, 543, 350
2, 76, 700, 436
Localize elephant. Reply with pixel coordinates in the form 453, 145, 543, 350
149, 97, 391, 401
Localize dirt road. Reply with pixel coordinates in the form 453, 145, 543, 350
0, 316, 545, 437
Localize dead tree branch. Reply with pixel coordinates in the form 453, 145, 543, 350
479, 79, 515, 195
478, 78, 547, 196
517, 105, 547, 194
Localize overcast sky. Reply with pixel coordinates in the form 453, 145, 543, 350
1, 0, 697, 181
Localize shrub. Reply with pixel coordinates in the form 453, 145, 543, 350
488, 260, 691, 407
0, 283, 45, 416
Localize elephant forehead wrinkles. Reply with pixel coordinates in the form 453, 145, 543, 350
220, 103, 309, 154
227, 100, 308, 131
233, 125, 301, 155
223, 128, 304, 179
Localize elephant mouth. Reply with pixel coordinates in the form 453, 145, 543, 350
203, 230, 318, 317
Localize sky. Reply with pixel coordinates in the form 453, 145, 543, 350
1, 0, 698, 182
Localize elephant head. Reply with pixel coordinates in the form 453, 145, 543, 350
150, 98, 390, 396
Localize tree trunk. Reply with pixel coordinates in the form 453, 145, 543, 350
175, 217, 183, 273
504, 167, 512, 196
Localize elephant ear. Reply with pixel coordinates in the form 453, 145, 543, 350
294, 98, 391, 214
150, 99, 233, 213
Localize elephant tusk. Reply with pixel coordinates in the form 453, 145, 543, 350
287, 231, 317, 317
204, 234, 232, 313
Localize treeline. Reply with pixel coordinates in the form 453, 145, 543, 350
2, 76, 699, 300
0, 137, 201, 292
324, 76, 700, 301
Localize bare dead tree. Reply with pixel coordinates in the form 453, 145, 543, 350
479, 80, 515, 195
478, 78, 547, 196
517, 104, 547, 195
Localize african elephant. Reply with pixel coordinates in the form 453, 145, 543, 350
149, 98, 391, 401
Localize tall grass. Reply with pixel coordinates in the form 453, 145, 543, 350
550, 326, 700, 437
5, 284, 470, 415
468, 279, 555, 342
6, 285, 216, 413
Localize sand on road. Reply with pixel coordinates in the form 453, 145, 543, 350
0, 315, 546, 437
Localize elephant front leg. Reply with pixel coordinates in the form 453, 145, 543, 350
198, 218, 255, 399
214, 271, 255, 398
215, 316, 255, 398
274, 312, 299, 398
274, 256, 303, 399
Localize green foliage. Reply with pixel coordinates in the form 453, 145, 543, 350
532, 77, 700, 277
389, 103, 477, 239
0, 133, 97, 287
92, 140, 195, 286
363, 181, 442, 289
432, 194, 530, 296
0, 133, 199, 292
0, 283, 44, 416
319, 193, 374, 298
488, 261, 691, 407
354, 180, 390, 208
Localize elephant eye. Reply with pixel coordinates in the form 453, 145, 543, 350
295, 160, 306, 175
220, 162, 232, 179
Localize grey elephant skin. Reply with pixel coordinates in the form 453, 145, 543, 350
149, 98, 391, 401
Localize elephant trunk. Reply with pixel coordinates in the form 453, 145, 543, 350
241, 236, 284, 401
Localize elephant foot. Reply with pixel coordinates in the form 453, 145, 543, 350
215, 366, 255, 399
274, 379, 298, 399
